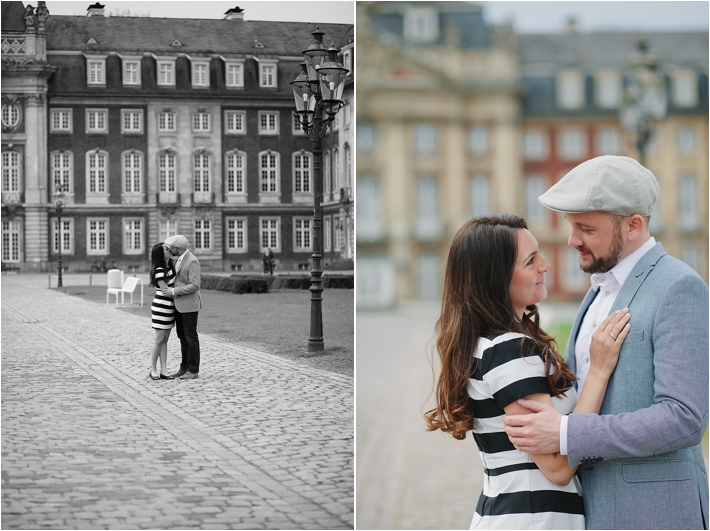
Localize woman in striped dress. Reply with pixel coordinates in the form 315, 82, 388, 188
425, 214, 631, 529
148, 243, 176, 380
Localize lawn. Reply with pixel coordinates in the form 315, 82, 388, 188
61, 284, 354, 377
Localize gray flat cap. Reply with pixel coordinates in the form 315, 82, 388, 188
164, 235, 189, 249
538, 155, 659, 216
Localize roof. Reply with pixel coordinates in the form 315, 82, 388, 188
518, 32, 708, 70
1, 2, 29, 32
43, 14, 352, 57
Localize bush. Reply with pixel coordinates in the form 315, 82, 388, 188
202, 275, 269, 294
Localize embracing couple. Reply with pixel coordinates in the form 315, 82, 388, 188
426, 155, 708, 530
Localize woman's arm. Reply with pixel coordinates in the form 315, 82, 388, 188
503, 309, 631, 486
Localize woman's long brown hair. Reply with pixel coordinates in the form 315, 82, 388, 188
424, 214, 577, 440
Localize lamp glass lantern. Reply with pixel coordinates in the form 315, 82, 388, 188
291, 62, 316, 126
318, 46, 349, 117
302, 27, 328, 81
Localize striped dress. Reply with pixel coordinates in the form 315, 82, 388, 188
467, 332, 584, 530
150, 266, 175, 330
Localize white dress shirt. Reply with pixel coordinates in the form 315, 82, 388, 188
559, 237, 656, 455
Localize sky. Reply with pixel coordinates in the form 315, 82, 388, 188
43, 1, 354, 24
477, 1, 708, 33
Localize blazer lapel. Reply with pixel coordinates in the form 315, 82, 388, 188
610, 243, 666, 312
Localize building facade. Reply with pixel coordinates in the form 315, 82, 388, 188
356, 1, 708, 307
1, 2, 354, 275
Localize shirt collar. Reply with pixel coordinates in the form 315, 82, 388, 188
590, 237, 656, 290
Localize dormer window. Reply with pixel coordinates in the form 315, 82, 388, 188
191, 58, 211, 88
404, 8, 439, 42
156, 58, 176, 86
85, 55, 106, 85
258, 59, 278, 88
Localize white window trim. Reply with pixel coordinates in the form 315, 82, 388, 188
1, 103, 22, 129
258, 150, 280, 200
2, 219, 22, 262
225, 149, 247, 195
121, 150, 143, 195
557, 70, 585, 110
258, 111, 279, 135
192, 150, 212, 195
292, 113, 305, 135
256, 58, 278, 88
157, 110, 177, 133
259, 216, 281, 252
226, 217, 248, 253
293, 150, 313, 195
158, 151, 178, 194
121, 109, 144, 134
224, 59, 245, 88
120, 55, 142, 86
224, 110, 246, 135
85, 54, 107, 86
192, 111, 211, 133
156, 57, 177, 86
50, 108, 73, 133
194, 219, 212, 251
672, 69, 698, 108
293, 216, 313, 252
122, 217, 144, 255
86, 150, 109, 199
50, 150, 73, 196
594, 70, 621, 109
189, 57, 211, 88
86, 217, 109, 255
86, 108, 108, 134
558, 127, 587, 161
52, 217, 74, 255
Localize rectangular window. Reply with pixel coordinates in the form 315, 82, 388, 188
259, 62, 277, 88
469, 174, 491, 217
356, 177, 383, 241
2, 220, 21, 262
258, 111, 279, 135
50, 109, 72, 133
414, 122, 437, 154
596, 127, 621, 155
192, 60, 210, 87
194, 219, 211, 250
558, 128, 586, 160
292, 113, 305, 135
260, 152, 279, 193
193, 112, 211, 132
87, 219, 108, 254
158, 111, 176, 132
418, 253, 439, 299
525, 175, 546, 224
524, 130, 548, 160
677, 127, 696, 154
679, 173, 699, 232
672, 70, 697, 108
87, 151, 108, 194
357, 123, 377, 153
226, 151, 246, 193
121, 110, 143, 134
557, 70, 585, 109
51, 152, 72, 194
595, 71, 621, 108
225, 62, 244, 88
226, 218, 247, 252
2, 151, 21, 192
87, 57, 106, 85
468, 125, 489, 156
86, 109, 108, 134
404, 8, 439, 42
122, 58, 141, 86
157, 59, 175, 86
123, 152, 142, 193
294, 217, 312, 252
123, 219, 143, 253
225, 111, 246, 134
293, 152, 312, 193
415, 176, 441, 239
324, 217, 332, 253
159, 219, 178, 243
260, 217, 280, 251
158, 152, 176, 192
334, 215, 343, 251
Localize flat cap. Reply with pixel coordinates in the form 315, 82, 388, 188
538, 155, 659, 216
164, 235, 189, 249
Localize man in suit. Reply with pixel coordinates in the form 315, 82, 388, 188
503, 156, 708, 529
163, 235, 202, 380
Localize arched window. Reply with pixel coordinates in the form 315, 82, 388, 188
122, 150, 142, 193
50, 151, 72, 194
1, 103, 21, 129
259, 151, 279, 193
158, 151, 177, 192
293, 150, 312, 194
193, 151, 211, 192
225, 150, 246, 193
2, 151, 21, 193
86, 150, 108, 194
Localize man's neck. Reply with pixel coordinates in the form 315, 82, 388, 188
618, 233, 651, 262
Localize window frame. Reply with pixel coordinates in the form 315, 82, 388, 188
86, 108, 108, 134
258, 59, 278, 88
192, 111, 211, 133
86, 55, 106, 86
259, 217, 281, 252
226, 217, 248, 253
225, 150, 247, 194
121, 109, 144, 134
156, 58, 176, 87
50, 109, 73, 133
50, 150, 73, 195
225, 60, 245, 88
123, 217, 144, 255
191, 58, 211, 88
224, 110, 246, 135
293, 150, 313, 194
258, 111, 279, 135
121, 56, 142, 86
52, 217, 74, 255
122, 150, 143, 194
194, 219, 212, 251
86, 150, 109, 196
86, 218, 109, 255
157, 110, 176, 133
293, 216, 313, 252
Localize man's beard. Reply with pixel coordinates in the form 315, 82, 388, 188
576, 224, 624, 274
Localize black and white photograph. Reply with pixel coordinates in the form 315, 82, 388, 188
1, 1, 353, 529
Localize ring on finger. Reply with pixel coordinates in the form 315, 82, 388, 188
609, 332, 618, 340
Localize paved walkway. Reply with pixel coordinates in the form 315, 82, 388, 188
1, 275, 353, 530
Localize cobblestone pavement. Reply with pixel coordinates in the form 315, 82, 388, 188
356, 303, 482, 530
1, 275, 353, 530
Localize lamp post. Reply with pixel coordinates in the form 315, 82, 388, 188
52, 184, 65, 288
619, 38, 667, 166
291, 27, 349, 352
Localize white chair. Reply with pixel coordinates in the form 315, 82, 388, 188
106, 276, 144, 306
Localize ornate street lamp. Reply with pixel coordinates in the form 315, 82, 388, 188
291, 27, 349, 352
620, 39, 667, 166
52, 184, 65, 288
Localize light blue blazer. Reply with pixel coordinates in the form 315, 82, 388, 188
566, 243, 709, 530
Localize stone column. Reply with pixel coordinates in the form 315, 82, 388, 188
23, 92, 49, 270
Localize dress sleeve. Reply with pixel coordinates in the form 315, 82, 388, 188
155, 267, 165, 283
481, 337, 550, 409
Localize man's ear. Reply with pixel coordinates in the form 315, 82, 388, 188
625, 214, 645, 242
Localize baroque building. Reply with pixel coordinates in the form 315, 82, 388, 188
1, 2, 354, 274
356, 1, 708, 307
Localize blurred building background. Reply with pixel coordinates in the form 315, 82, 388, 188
356, 1, 708, 308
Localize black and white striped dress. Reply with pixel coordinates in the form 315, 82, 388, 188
151, 266, 175, 330
468, 332, 584, 530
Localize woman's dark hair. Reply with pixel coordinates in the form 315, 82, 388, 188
424, 214, 577, 440
149, 243, 167, 287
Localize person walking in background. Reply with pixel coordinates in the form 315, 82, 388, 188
503, 156, 709, 529
425, 214, 631, 529
163, 235, 202, 380
263, 248, 274, 275
148, 243, 175, 381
